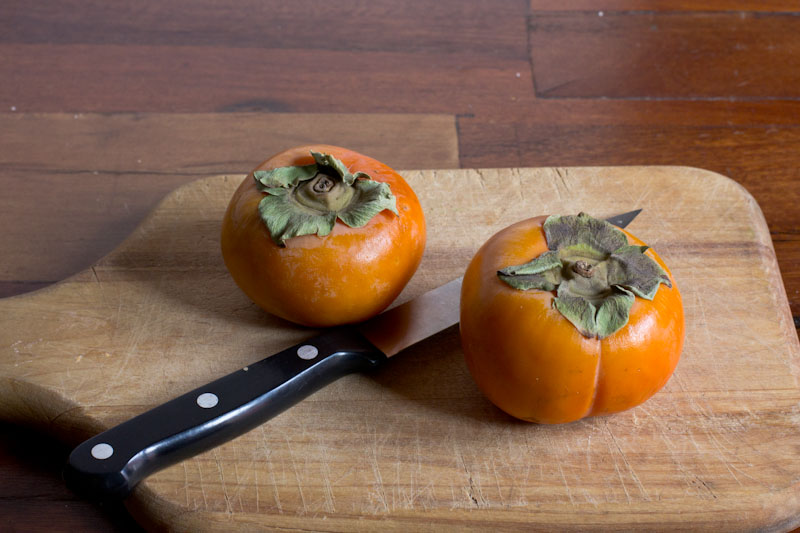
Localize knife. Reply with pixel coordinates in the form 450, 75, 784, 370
64, 209, 641, 500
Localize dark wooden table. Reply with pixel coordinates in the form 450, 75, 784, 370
2, 1, 799, 531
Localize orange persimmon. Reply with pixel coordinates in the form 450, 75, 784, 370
460, 213, 684, 424
221, 145, 425, 327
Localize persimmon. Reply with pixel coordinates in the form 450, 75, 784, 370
460, 213, 684, 424
221, 145, 426, 327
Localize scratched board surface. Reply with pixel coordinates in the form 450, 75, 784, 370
1, 167, 799, 531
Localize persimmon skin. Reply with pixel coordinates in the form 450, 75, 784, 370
460, 215, 684, 424
221, 145, 426, 327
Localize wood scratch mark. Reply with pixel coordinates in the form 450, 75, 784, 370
231, 447, 245, 513
490, 457, 506, 507
544, 429, 578, 506
182, 462, 190, 509
196, 459, 209, 510
213, 449, 234, 515
284, 434, 308, 514
553, 167, 571, 202
369, 439, 390, 512
611, 452, 632, 503
57, 370, 67, 395
254, 465, 260, 513
693, 293, 721, 386
705, 429, 763, 487
585, 433, 594, 472
455, 444, 481, 508
695, 475, 718, 500
320, 446, 336, 513
725, 460, 762, 486
637, 404, 708, 496
100, 288, 157, 399
513, 167, 526, 204
475, 169, 488, 191
467, 475, 480, 507
744, 324, 793, 374
259, 427, 282, 513
603, 421, 631, 503
606, 423, 650, 501
672, 373, 713, 422
556, 461, 576, 506
632, 185, 653, 216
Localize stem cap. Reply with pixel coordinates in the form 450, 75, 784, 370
254, 151, 399, 245
498, 213, 672, 339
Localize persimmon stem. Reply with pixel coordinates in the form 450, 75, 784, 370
572, 261, 594, 278
294, 171, 356, 213
312, 173, 335, 193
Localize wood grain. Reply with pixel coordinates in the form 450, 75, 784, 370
529, 11, 800, 99
0, 0, 527, 58
2, 167, 798, 531
529, 1, 800, 12
0, 112, 457, 174
0, 44, 533, 114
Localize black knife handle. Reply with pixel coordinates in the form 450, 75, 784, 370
64, 327, 386, 500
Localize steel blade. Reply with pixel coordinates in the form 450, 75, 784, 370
605, 208, 642, 229
358, 277, 462, 357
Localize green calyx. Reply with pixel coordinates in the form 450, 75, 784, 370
254, 151, 399, 245
497, 213, 672, 339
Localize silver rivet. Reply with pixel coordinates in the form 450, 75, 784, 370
297, 344, 318, 360
91, 443, 114, 460
197, 392, 219, 408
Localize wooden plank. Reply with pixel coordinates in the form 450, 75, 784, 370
0, 0, 527, 59
0, 44, 533, 114
470, 98, 800, 126
529, 11, 800, 99
530, 1, 800, 11
2, 168, 798, 531
0, 112, 458, 296
0, 112, 458, 173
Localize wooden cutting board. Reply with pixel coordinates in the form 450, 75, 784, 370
2, 167, 799, 531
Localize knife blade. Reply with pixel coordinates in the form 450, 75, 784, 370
64, 210, 640, 500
